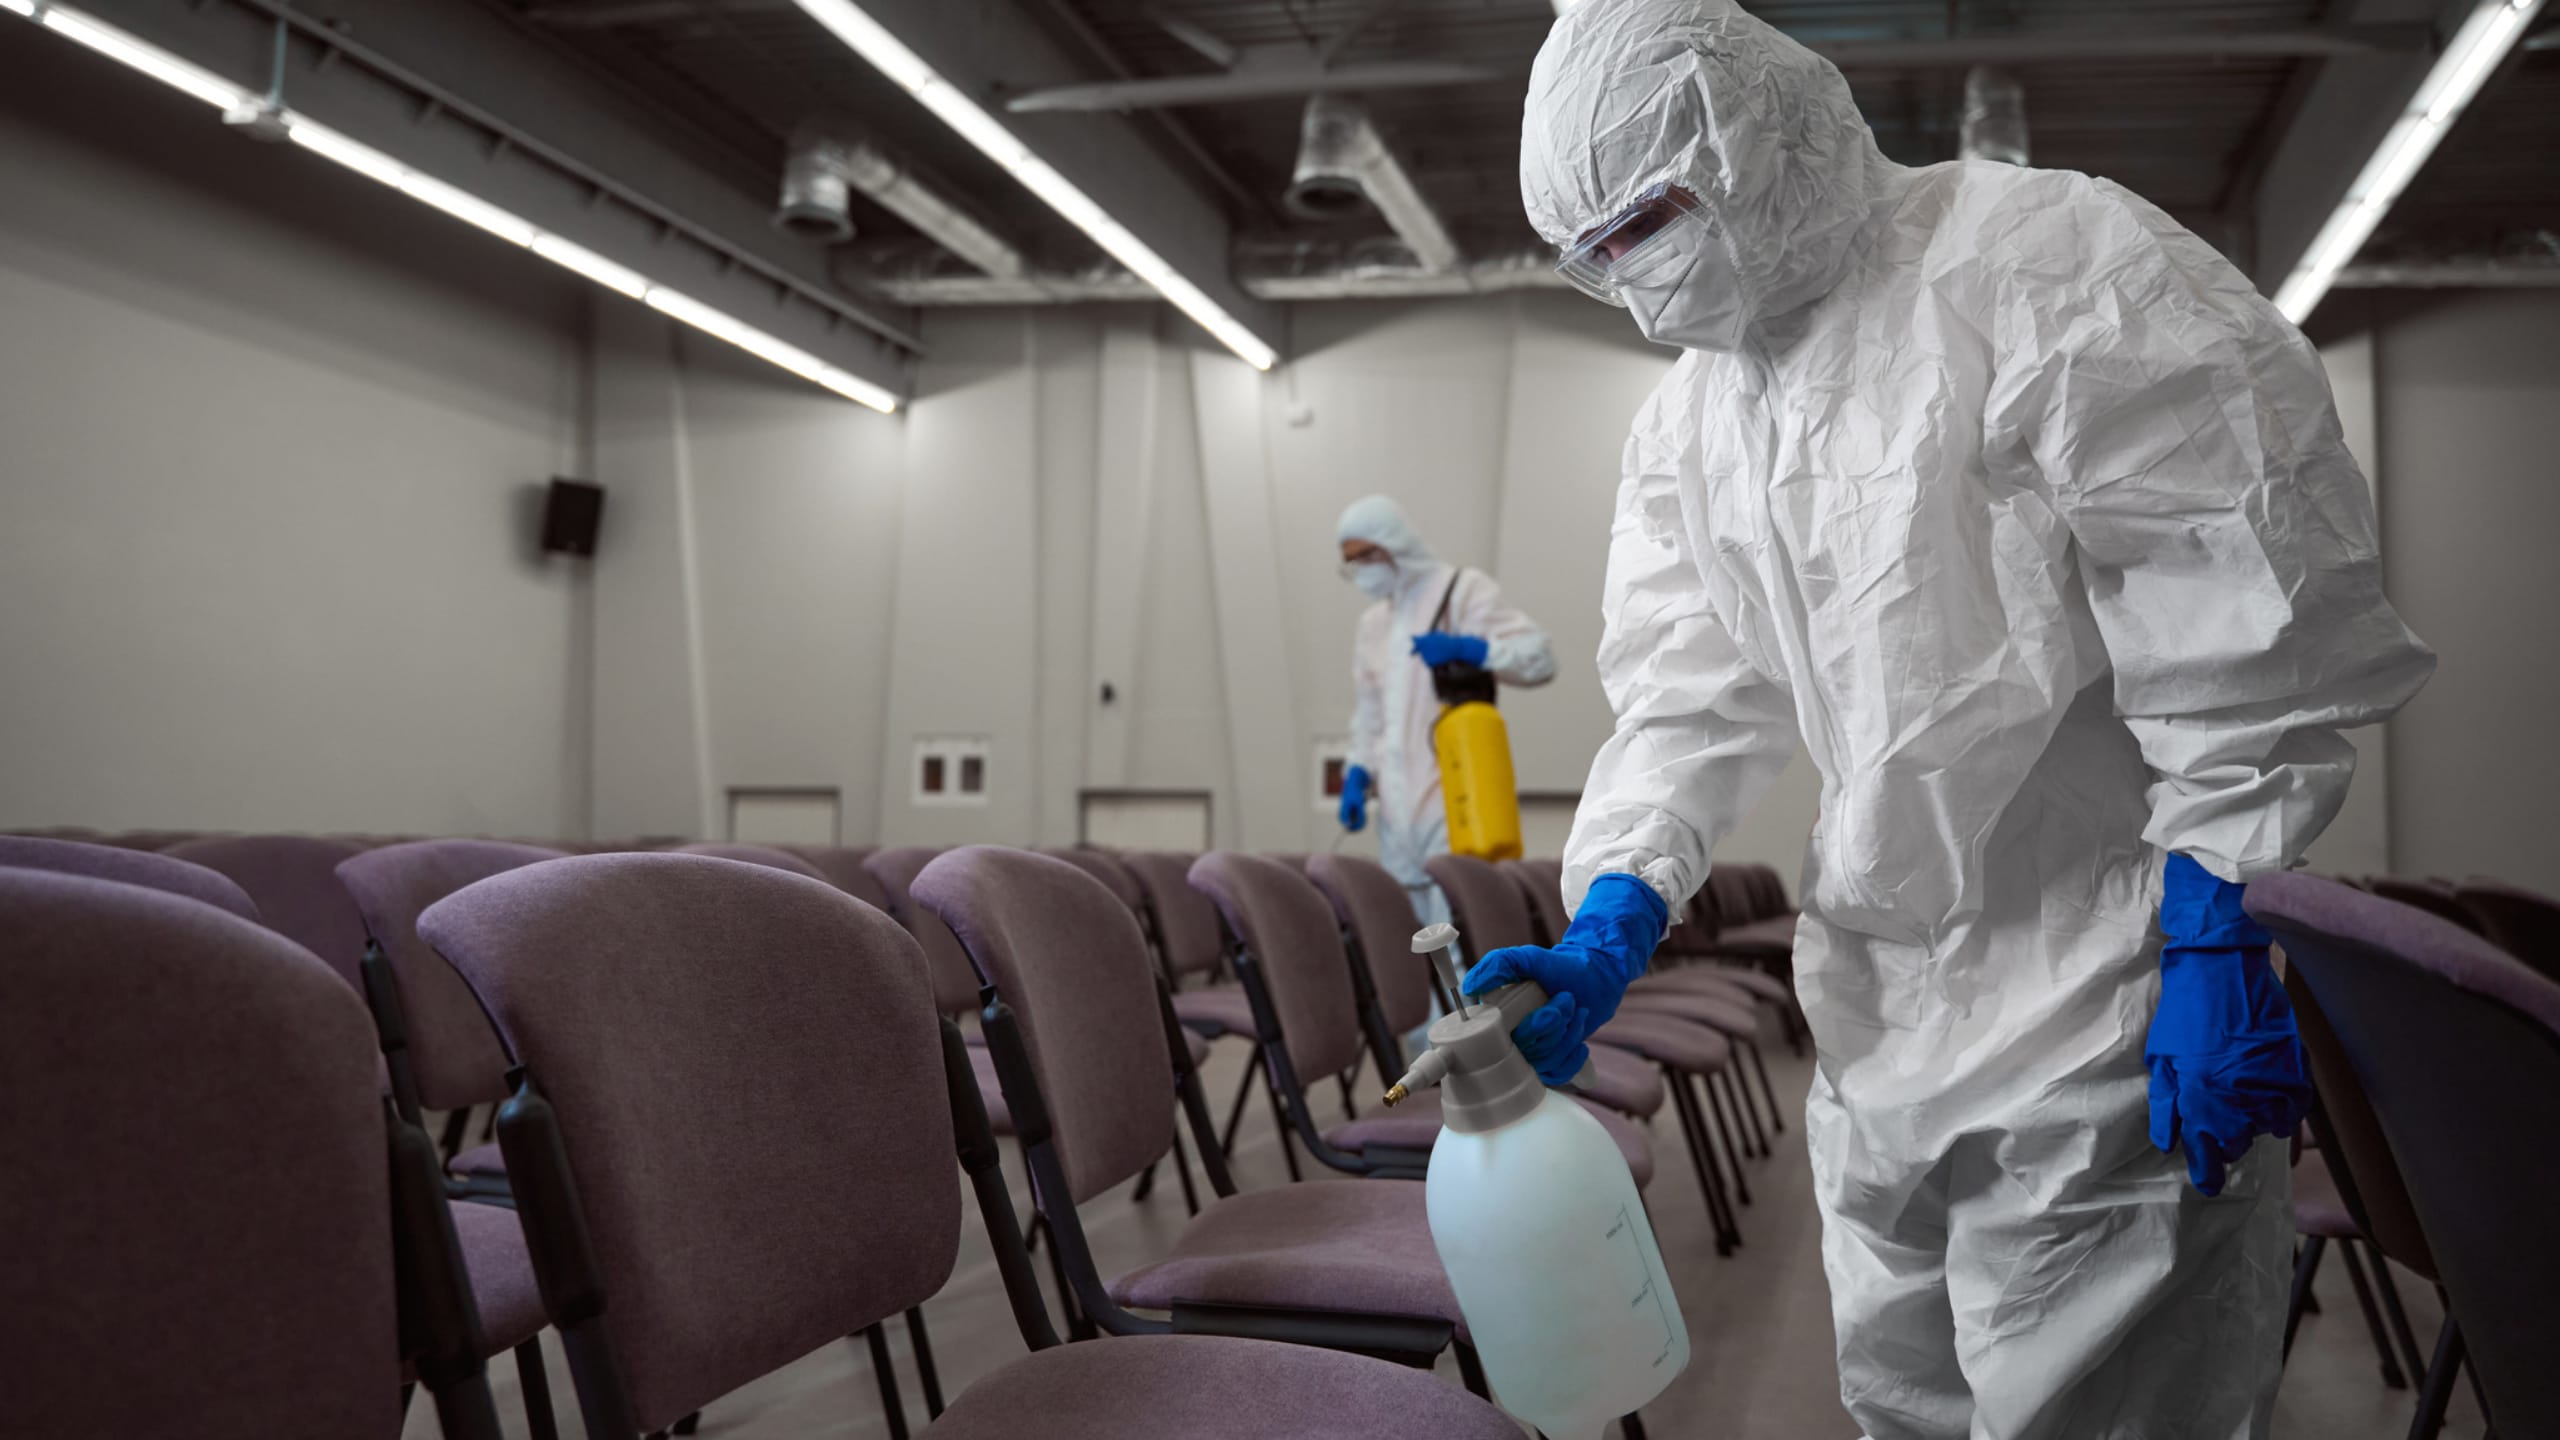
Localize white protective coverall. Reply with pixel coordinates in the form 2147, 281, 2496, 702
1524, 3, 2435, 1437
1340, 496, 1557, 925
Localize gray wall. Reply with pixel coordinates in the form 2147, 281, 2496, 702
0, 39, 591, 839
2355, 290, 2560, 893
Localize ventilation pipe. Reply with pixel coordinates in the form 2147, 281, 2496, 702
778, 116, 1026, 280
1959, 67, 2030, 166
853, 239, 1568, 305
1285, 94, 1462, 273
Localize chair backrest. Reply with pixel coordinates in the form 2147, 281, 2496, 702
162, 835, 370, 990
1036, 846, 1147, 915
2363, 876, 2486, 936
1500, 858, 1569, 947
1188, 852, 1365, 1081
2452, 879, 2560, 984
864, 846, 983, 1015
671, 842, 831, 881
1740, 863, 1791, 919
1, 869, 399, 1437
1118, 849, 1226, 980
1705, 866, 1759, 931
2249, 871, 2560, 1438
1306, 853, 1433, 1034
914, 847, 1177, 1205
418, 853, 959, 1432
335, 840, 565, 1110
1426, 852, 1539, 957
0, 836, 259, 921
785, 845, 893, 910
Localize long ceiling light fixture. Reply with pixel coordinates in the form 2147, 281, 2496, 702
2272, 0, 2547, 324
789, 0, 1280, 371
11, 2, 901, 412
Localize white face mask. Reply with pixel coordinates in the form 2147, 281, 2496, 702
1621, 223, 1750, 353
1351, 561, 1400, 600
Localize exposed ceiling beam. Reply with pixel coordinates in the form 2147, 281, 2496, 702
69, 0, 921, 397
790, 0, 1281, 364
1815, 22, 2430, 69
2245, 0, 2524, 305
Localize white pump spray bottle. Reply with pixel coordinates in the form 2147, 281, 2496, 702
1386, 923, 1689, 1440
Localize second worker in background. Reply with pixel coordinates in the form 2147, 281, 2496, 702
1336, 495, 1556, 928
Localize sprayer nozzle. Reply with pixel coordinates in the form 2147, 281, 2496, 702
1383, 1084, 1409, 1107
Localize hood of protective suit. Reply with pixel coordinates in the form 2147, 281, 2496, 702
1336, 496, 1436, 572
1521, 0, 1890, 332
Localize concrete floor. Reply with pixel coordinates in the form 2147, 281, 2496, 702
407, 1002, 2488, 1439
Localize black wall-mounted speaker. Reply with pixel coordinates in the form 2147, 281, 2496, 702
540, 477, 605, 557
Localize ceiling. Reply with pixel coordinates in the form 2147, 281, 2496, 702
489, 0, 2560, 285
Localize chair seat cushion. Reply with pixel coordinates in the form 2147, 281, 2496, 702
1644, 964, 1791, 1004
1715, 914, 1799, 957
450, 1199, 546, 1352
2293, 1158, 2360, 1240
917, 1334, 1519, 1439
1171, 986, 1262, 1040
1325, 1093, 1655, 1189
448, 1142, 506, 1180
1618, 987, 1763, 1042
1581, 1043, 1666, 1118
1107, 1180, 1461, 1330
1591, 1012, 1733, 1073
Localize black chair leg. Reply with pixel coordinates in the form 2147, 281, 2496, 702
2406, 1316, 2463, 1440
2372, 1249, 2430, 1390
672, 1412, 700, 1434
861, 1322, 911, 1440
1706, 1073, 1755, 1202
1664, 1067, 1737, 1254
2284, 1235, 2326, 1361
1742, 1038, 1785, 1135
1041, 1209, 1096, 1341
1621, 1412, 1650, 1440
1132, 1161, 1157, 1201
906, 1306, 945, 1419
2334, 1238, 2409, 1388
517, 1339, 561, 1440
1337, 1070, 1360, 1120
438, 1107, 472, 1163
1261, 1060, 1303, 1181
1727, 1058, 1770, 1157
1169, 1125, 1201, 1216
1219, 1052, 1264, 1156
1454, 1340, 1490, 1398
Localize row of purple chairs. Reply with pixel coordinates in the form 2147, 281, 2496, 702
4, 836, 1531, 1437
2356, 875, 2560, 985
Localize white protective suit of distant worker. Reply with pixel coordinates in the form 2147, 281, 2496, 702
1520, 2, 2435, 1436
1339, 496, 1556, 926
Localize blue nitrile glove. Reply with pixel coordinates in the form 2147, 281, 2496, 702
1338, 765, 1372, 833
2147, 853, 2312, 1196
1462, 872, 1668, 1086
1411, 632, 1489, 669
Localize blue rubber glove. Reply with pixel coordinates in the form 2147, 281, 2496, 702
1337, 764, 1372, 833
1411, 632, 1489, 669
2147, 853, 2312, 1196
1462, 873, 1668, 1085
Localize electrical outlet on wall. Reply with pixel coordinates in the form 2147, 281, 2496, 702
913, 735, 991, 807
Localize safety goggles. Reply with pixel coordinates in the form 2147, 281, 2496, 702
1554, 182, 1710, 306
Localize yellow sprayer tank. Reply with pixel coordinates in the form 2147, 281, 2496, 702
1435, 700, 1522, 862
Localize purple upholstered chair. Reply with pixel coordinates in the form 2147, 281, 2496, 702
2249, 872, 2560, 1440
671, 841, 832, 881
1119, 849, 1226, 989
1, 868, 505, 1439
2363, 875, 2488, 937
2451, 878, 2560, 985
1431, 851, 1754, 1255
914, 847, 1488, 1381
1038, 847, 1147, 915
786, 844, 894, 911
163, 834, 370, 991
1505, 855, 1797, 1048
0, 835, 258, 921
865, 846, 988, 1017
336, 841, 566, 1184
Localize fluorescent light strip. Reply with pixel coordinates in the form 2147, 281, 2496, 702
2273, 0, 2544, 323
0, 0, 905, 414
790, 0, 1279, 371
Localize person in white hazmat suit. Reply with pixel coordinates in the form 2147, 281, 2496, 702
1337, 495, 1556, 927
1465, 2, 2438, 1436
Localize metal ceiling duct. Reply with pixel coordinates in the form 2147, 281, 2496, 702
1958, 67, 2030, 166
777, 116, 1026, 280
853, 240, 1569, 305
1285, 94, 1462, 273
